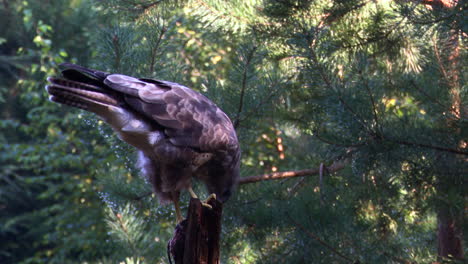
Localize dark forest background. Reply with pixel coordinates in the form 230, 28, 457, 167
0, 0, 466, 263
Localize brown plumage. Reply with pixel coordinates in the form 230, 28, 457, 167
46, 63, 240, 218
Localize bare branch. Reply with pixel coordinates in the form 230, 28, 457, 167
149, 25, 167, 73
319, 163, 326, 205
239, 159, 347, 185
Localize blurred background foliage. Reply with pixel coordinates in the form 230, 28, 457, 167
0, 0, 466, 263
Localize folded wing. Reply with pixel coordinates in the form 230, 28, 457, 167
102, 74, 238, 153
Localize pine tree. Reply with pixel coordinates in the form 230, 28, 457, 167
0, 1, 118, 262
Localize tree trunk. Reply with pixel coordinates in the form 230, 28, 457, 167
437, 207, 464, 260
429, 1, 465, 260
168, 197, 223, 264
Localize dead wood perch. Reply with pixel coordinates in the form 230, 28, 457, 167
168, 197, 223, 264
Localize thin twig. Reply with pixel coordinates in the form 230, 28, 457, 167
288, 177, 306, 196
360, 70, 382, 137
408, 11, 457, 25
314, 129, 366, 148
234, 46, 257, 129
319, 163, 326, 205
386, 138, 468, 156
432, 35, 452, 86
140, 1, 163, 11
238, 74, 295, 127
149, 25, 167, 73
410, 79, 450, 110
321, 1, 371, 27
133, 191, 153, 201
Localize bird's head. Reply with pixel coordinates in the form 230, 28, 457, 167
204, 150, 240, 203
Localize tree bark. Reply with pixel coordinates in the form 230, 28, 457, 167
437, 207, 464, 260
421, 0, 465, 260
436, 1, 465, 260
168, 197, 223, 264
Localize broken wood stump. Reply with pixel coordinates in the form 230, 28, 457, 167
168, 197, 223, 264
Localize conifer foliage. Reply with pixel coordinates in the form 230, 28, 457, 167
1, 0, 466, 263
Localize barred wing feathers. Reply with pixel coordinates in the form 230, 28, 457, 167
103, 74, 238, 153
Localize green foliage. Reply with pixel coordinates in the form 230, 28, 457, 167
1, 0, 466, 263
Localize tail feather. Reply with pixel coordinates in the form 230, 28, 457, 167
59, 63, 109, 86
46, 77, 121, 108
49, 93, 90, 111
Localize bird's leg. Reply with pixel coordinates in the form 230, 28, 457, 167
188, 185, 213, 209
188, 186, 198, 199
171, 192, 183, 223
205, 193, 217, 202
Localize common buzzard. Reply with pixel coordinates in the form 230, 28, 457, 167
46, 63, 240, 221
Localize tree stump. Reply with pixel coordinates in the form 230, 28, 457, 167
168, 197, 223, 264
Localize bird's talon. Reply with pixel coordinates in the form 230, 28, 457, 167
188, 186, 198, 199
206, 193, 217, 202
200, 193, 217, 209
201, 202, 213, 209
176, 216, 184, 224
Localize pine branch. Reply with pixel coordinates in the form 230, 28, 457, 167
286, 214, 357, 263
383, 252, 417, 264
139, 1, 163, 10
237, 74, 294, 128
322, 0, 371, 26
309, 45, 372, 137
194, 0, 253, 25
338, 2, 418, 50
238, 133, 467, 186
115, 0, 164, 12
109, 209, 141, 257
408, 11, 458, 25
133, 191, 153, 201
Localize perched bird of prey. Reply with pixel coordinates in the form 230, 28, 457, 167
46, 63, 240, 221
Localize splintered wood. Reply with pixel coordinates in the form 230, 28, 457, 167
168, 197, 223, 264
